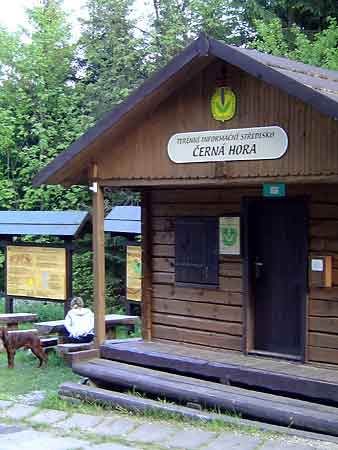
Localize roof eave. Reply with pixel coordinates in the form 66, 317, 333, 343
32, 34, 210, 188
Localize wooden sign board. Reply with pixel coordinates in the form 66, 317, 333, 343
126, 245, 142, 302
6, 245, 67, 300
168, 126, 288, 164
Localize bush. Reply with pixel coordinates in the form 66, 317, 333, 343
0, 297, 64, 322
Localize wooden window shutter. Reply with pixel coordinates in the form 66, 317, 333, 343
175, 217, 218, 285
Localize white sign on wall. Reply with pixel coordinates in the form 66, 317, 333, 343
167, 126, 288, 164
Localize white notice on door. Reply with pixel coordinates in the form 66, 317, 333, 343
311, 259, 324, 272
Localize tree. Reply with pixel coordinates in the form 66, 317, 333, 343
79, 0, 146, 119
0, 0, 92, 211
252, 17, 338, 70
146, 0, 251, 69
241, 0, 338, 35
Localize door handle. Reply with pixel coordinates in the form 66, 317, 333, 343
254, 260, 263, 279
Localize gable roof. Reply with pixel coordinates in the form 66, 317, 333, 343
33, 34, 338, 187
0, 210, 89, 238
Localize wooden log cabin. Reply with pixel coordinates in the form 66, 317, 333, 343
33, 35, 338, 372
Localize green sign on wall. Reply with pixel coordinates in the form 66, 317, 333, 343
219, 217, 241, 255
263, 183, 286, 197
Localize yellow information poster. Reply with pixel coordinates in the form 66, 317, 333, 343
127, 245, 142, 302
7, 246, 67, 300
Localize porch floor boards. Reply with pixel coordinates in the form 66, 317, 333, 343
100, 339, 338, 405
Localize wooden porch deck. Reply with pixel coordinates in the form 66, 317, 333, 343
100, 340, 338, 405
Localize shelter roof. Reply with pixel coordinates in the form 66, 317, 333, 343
0, 210, 89, 238
33, 34, 338, 187
104, 206, 141, 235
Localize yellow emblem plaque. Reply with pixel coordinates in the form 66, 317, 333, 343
211, 87, 236, 122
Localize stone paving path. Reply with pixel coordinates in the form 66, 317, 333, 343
0, 400, 336, 450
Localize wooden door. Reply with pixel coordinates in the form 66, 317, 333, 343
247, 199, 308, 358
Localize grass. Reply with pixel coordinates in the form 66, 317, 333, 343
0, 351, 79, 401
0, 297, 252, 435
0, 348, 268, 438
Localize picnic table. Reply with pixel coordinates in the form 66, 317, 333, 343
34, 314, 139, 339
0, 313, 38, 330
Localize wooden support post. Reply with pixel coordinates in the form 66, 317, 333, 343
141, 190, 152, 341
3, 241, 13, 314
91, 166, 105, 348
5, 296, 13, 314
64, 239, 73, 317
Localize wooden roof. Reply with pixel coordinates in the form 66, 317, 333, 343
0, 210, 89, 237
33, 34, 338, 187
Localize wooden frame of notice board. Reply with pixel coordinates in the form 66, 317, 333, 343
2, 241, 73, 315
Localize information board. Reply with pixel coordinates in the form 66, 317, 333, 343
7, 246, 67, 300
126, 245, 142, 302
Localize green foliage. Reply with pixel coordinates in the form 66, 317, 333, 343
72, 247, 94, 307
241, 0, 338, 34
0, 297, 64, 321
15, 300, 64, 322
0, 0, 93, 211
290, 18, 338, 69
105, 235, 128, 312
252, 17, 338, 70
145, 0, 251, 70
79, 0, 146, 118
0, 1, 95, 308
252, 17, 293, 54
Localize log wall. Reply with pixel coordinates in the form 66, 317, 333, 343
308, 186, 338, 365
151, 187, 246, 351
149, 185, 338, 365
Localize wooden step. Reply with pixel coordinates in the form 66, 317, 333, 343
57, 342, 93, 353
72, 358, 338, 436
63, 349, 99, 367
100, 341, 338, 405
58, 381, 338, 444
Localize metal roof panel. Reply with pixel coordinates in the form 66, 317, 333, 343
104, 206, 141, 235
0, 211, 89, 237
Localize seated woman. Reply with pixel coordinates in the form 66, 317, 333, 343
64, 297, 94, 343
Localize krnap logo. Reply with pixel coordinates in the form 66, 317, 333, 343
211, 87, 236, 122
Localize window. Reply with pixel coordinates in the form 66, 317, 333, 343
175, 217, 218, 286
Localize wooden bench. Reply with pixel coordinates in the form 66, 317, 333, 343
0, 313, 38, 330
7, 328, 58, 349
34, 314, 139, 340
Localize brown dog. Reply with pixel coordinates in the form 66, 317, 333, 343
0, 327, 47, 369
